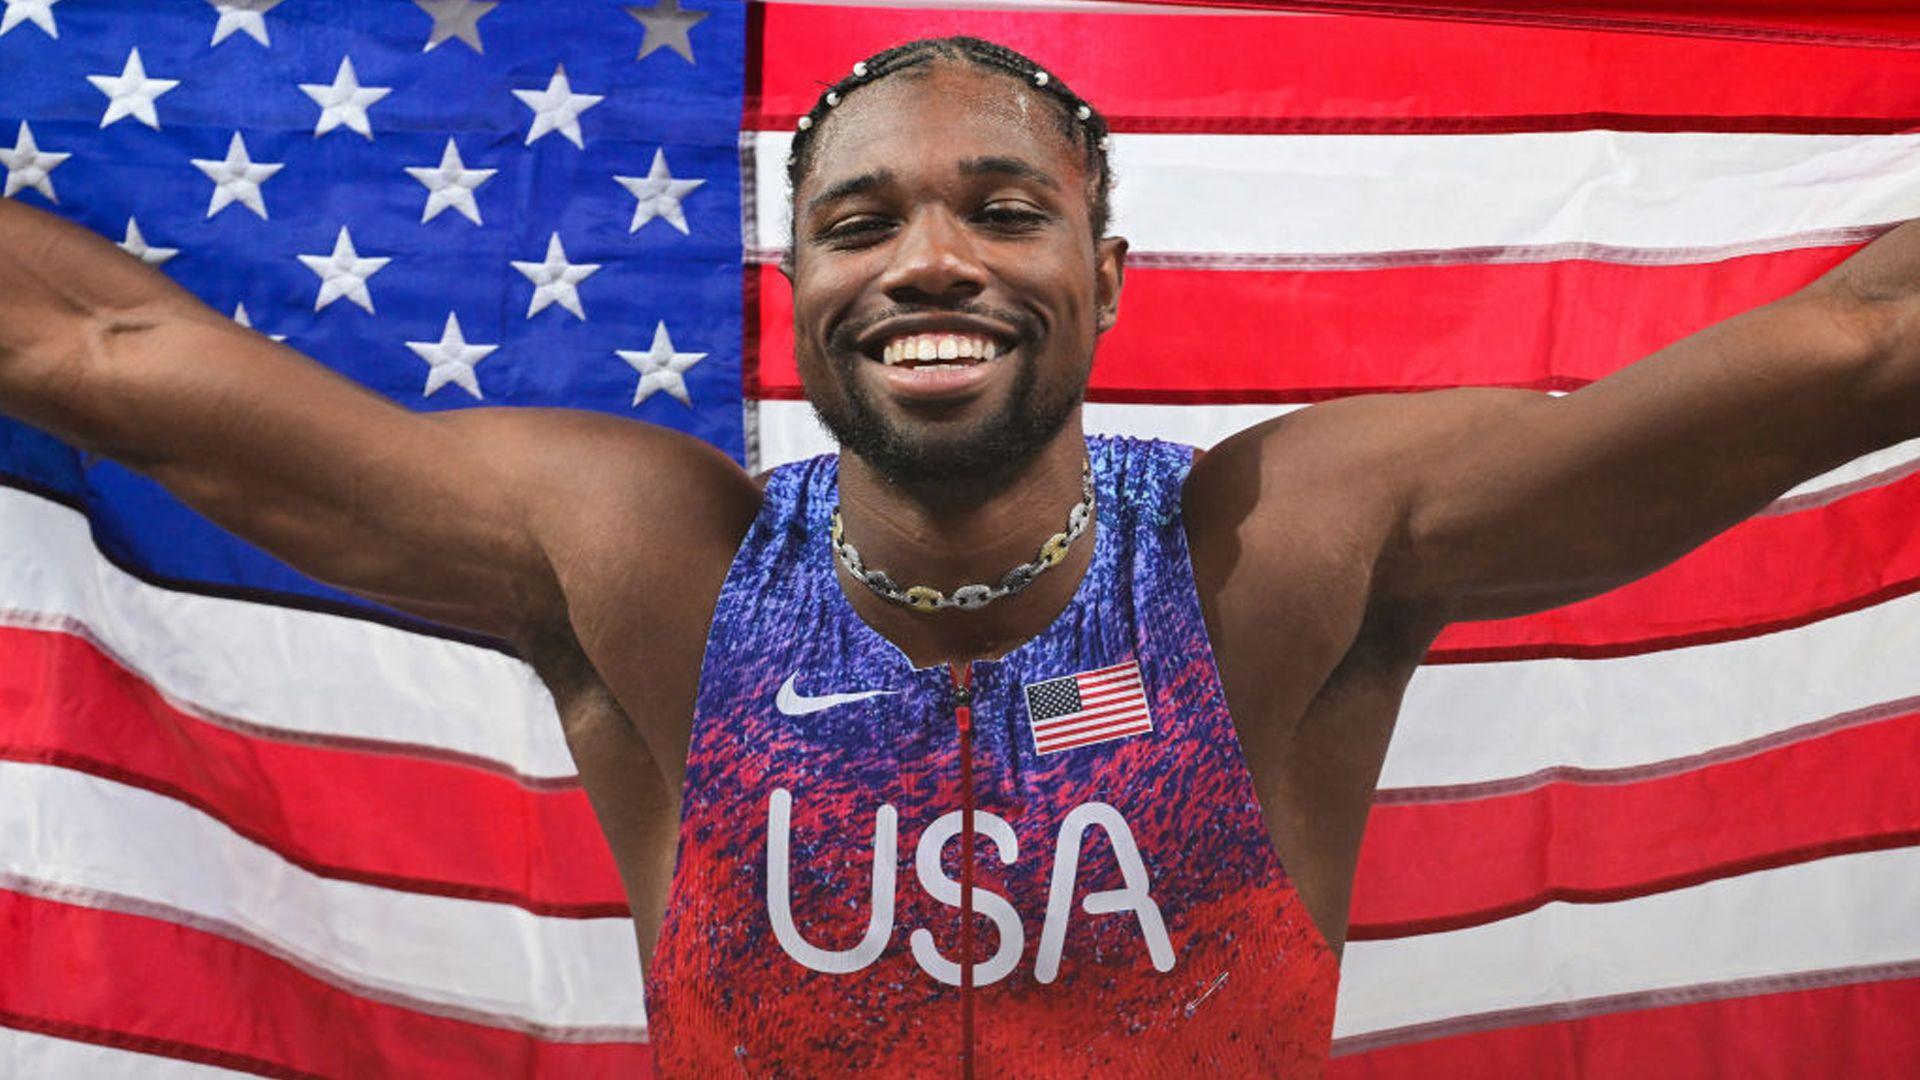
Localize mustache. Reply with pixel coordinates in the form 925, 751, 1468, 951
827, 302, 1038, 355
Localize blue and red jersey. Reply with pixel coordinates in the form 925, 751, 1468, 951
646, 436, 1338, 1076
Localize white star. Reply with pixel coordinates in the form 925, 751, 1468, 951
206, 0, 283, 47
191, 132, 284, 218
232, 301, 287, 342
625, 0, 707, 64
406, 312, 498, 399
404, 138, 495, 225
411, 0, 496, 53
511, 233, 600, 320
297, 226, 390, 314
300, 56, 392, 139
0, 121, 70, 202
0, 0, 61, 40
618, 322, 705, 406
88, 48, 181, 130
117, 217, 178, 266
512, 65, 603, 149
614, 148, 705, 235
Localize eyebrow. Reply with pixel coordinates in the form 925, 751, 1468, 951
806, 169, 895, 214
804, 155, 1064, 216
958, 155, 1061, 191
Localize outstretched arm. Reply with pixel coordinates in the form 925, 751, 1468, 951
0, 199, 743, 640
1367, 217, 1920, 621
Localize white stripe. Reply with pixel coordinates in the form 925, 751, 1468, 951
754, 130, 1920, 258
0, 760, 645, 1035
756, 399, 1905, 512
0, 1029, 257, 1080
1333, 845, 1920, 1039
1388, 586, 1920, 789
0, 488, 576, 780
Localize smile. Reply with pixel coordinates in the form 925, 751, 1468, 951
880, 332, 1000, 368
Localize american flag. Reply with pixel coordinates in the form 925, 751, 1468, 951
3, 1, 1919, 1077
1023, 660, 1155, 754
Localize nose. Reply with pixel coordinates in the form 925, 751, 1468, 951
876, 208, 986, 306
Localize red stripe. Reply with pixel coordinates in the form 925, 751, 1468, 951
1347, 708, 1920, 940
1035, 710, 1152, 743
0, 626, 629, 917
1077, 669, 1142, 690
1077, 682, 1145, 704
752, 245, 1859, 403
1034, 701, 1151, 735
1431, 467, 1920, 661
0, 888, 650, 1079
1037, 718, 1156, 753
1328, 974, 1920, 1077
755, 4, 1920, 134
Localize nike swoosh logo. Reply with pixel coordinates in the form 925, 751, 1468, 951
775, 673, 899, 716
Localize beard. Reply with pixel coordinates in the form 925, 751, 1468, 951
804, 337, 1086, 489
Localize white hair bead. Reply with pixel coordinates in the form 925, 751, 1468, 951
825, 91, 840, 106
1076, 104, 1091, 121
797, 115, 813, 131
853, 61, 869, 77
1033, 70, 1050, 87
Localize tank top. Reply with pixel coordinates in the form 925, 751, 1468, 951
644, 436, 1339, 1077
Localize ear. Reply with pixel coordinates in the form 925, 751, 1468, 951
1094, 235, 1128, 334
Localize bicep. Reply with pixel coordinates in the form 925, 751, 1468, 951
1386, 286, 1890, 621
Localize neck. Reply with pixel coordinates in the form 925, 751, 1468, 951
835, 416, 1095, 668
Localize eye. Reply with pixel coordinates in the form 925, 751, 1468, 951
816, 215, 894, 247
976, 203, 1050, 232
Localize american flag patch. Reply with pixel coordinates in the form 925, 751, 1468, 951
1023, 661, 1154, 755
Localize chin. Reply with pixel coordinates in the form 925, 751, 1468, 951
809, 369, 1082, 489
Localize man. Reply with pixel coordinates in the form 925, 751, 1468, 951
2, 33, 1915, 1076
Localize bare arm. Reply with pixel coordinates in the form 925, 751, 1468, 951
0, 199, 746, 640
1335, 218, 1920, 622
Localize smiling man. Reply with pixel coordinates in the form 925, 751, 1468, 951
4, 32, 1920, 1078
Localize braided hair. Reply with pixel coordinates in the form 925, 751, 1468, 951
785, 36, 1115, 240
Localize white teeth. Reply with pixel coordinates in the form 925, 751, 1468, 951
876, 332, 1003, 366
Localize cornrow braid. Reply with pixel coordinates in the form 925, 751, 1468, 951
785, 36, 1114, 240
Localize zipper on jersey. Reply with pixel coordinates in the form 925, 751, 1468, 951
948, 661, 977, 1080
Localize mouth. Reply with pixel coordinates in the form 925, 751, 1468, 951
848, 320, 1023, 404
876, 331, 1001, 369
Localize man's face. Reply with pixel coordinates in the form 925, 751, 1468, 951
786, 62, 1126, 487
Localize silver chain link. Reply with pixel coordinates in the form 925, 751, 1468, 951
830, 462, 1095, 612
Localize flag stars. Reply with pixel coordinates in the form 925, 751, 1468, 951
205, 0, 284, 47
117, 217, 177, 266
513, 65, 603, 148
1, 122, 69, 202
405, 138, 496, 225
512, 233, 600, 320
192, 132, 284, 218
406, 312, 498, 399
88, 48, 181, 130
618, 322, 706, 406
300, 56, 392, 139
614, 149, 705, 234
412, 0, 497, 53
0, 0, 61, 40
626, 0, 708, 64
298, 226, 390, 314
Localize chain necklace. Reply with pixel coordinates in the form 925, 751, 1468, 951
830, 461, 1095, 612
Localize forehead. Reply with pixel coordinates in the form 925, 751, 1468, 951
799, 63, 1085, 198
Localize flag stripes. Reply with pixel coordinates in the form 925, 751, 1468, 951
1, 0, 1916, 1074
1024, 660, 1155, 753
